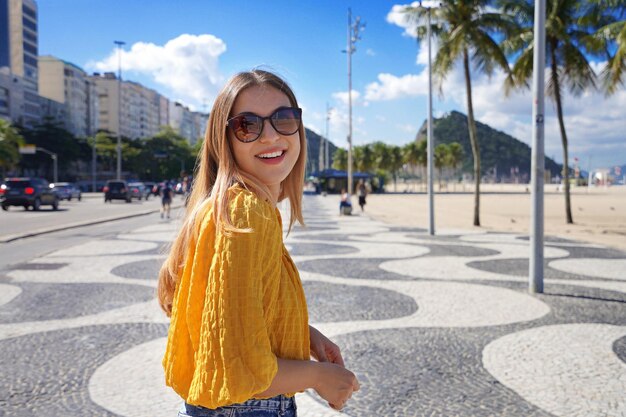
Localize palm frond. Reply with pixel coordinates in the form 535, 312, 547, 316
561, 42, 598, 95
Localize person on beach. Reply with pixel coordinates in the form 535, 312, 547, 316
357, 179, 367, 212
339, 188, 352, 215
160, 181, 173, 219
158, 70, 359, 417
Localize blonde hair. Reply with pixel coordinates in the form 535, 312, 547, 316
157, 70, 307, 316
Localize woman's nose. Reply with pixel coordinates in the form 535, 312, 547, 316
258, 119, 280, 143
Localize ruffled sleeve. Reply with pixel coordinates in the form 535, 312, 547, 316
185, 190, 281, 408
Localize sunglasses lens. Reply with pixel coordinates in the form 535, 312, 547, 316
230, 115, 262, 142
272, 108, 301, 135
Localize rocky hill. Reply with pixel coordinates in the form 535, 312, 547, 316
416, 111, 562, 181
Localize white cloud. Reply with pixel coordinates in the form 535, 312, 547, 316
366, 48, 376, 56
386, 2, 422, 38
86, 34, 227, 108
332, 90, 361, 106
439, 62, 626, 166
365, 72, 428, 101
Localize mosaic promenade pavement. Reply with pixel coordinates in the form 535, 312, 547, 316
1, 194, 625, 417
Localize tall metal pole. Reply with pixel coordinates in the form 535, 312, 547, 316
36, 147, 57, 183
114, 40, 125, 180
529, 0, 546, 293
319, 110, 325, 172
347, 8, 354, 195
426, 6, 435, 235
325, 102, 331, 170
52, 154, 58, 183
345, 9, 364, 195
91, 138, 96, 192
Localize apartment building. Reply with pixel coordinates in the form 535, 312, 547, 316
91, 72, 167, 139
169, 101, 208, 145
0, 67, 24, 122
38, 55, 98, 137
0, 0, 39, 126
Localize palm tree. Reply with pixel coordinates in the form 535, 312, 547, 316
501, 0, 614, 224
434, 143, 450, 189
416, 139, 428, 190
402, 1, 514, 226
448, 141, 465, 189
353, 144, 375, 173
389, 145, 404, 191
0, 119, 25, 177
332, 147, 348, 171
589, 0, 626, 95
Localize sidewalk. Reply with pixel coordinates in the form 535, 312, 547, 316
0, 194, 624, 416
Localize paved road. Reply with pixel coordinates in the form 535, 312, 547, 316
0, 193, 188, 241
0, 195, 624, 416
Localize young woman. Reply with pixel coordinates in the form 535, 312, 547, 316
158, 70, 359, 417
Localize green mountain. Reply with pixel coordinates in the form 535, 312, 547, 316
304, 127, 338, 174
416, 111, 562, 181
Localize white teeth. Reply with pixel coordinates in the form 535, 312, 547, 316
257, 150, 284, 159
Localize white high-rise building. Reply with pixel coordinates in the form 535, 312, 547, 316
0, 0, 39, 126
91, 72, 165, 139
169, 101, 208, 145
38, 55, 98, 137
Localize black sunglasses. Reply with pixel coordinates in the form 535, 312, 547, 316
227, 107, 302, 143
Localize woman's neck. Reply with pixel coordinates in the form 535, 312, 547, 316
267, 184, 280, 207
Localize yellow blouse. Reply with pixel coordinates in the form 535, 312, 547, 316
162, 185, 310, 409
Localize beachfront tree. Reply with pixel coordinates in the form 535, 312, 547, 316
402, 140, 424, 177
501, 0, 615, 224
434, 143, 450, 189
332, 147, 348, 171
389, 145, 404, 191
0, 119, 25, 177
402, 1, 514, 226
353, 144, 375, 172
589, 0, 626, 95
448, 142, 465, 182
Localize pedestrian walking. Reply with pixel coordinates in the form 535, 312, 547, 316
357, 179, 367, 212
160, 181, 173, 219
158, 69, 359, 417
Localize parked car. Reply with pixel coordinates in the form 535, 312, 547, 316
103, 180, 132, 203
51, 182, 82, 201
128, 182, 149, 200
143, 181, 156, 197
151, 182, 163, 197
1, 177, 59, 211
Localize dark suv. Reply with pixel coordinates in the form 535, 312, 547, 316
1, 177, 60, 211
103, 180, 132, 203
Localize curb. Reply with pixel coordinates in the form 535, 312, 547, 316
0, 204, 184, 243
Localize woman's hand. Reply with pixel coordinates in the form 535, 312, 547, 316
309, 325, 344, 367
313, 362, 360, 411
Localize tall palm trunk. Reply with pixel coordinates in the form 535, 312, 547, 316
463, 49, 481, 226
550, 43, 574, 224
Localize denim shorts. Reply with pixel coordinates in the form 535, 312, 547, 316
178, 395, 297, 417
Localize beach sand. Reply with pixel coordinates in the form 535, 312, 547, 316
361, 183, 626, 252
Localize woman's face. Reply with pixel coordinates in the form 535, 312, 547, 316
229, 85, 301, 197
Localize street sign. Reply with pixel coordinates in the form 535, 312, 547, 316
18, 144, 36, 154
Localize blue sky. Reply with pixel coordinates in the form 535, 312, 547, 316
38, 0, 625, 169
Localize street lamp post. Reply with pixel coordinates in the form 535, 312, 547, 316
325, 102, 333, 170
91, 137, 96, 192
529, 0, 546, 293
344, 8, 364, 195
35, 147, 58, 183
417, 1, 440, 235
114, 40, 125, 180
